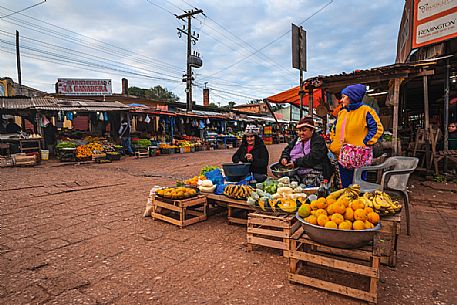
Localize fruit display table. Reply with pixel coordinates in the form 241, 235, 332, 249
288, 227, 381, 304
206, 193, 255, 225
151, 194, 207, 228
247, 212, 300, 257
379, 214, 401, 267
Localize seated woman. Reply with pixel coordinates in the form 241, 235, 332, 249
232, 125, 269, 182
279, 117, 333, 187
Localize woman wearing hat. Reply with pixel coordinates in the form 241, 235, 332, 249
329, 84, 384, 187
232, 125, 269, 182
280, 117, 333, 187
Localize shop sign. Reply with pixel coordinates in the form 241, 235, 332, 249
57, 78, 112, 95
413, 0, 457, 48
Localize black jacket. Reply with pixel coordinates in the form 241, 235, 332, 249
232, 136, 269, 175
280, 133, 334, 180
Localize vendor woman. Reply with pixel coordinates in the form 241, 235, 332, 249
279, 117, 333, 186
232, 125, 269, 182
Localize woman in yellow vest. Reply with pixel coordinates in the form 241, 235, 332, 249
329, 84, 384, 187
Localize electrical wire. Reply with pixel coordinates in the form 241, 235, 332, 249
0, 0, 46, 19
205, 0, 334, 78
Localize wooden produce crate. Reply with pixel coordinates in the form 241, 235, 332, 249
288, 227, 380, 304
247, 212, 300, 257
135, 148, 149, 158
205, 193, 256, 225
151, 195, 207, 228
378, 214, 401, 267
13, 154, 37, 167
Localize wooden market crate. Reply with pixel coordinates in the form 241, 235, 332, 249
288, 227, 380, 304
151, 195, 208, 228
379, 214, 401, 267
247, 212, 300, 257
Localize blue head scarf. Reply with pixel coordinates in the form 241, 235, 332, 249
341, 84, 366, 111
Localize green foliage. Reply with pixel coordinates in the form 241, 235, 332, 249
56, 141, 77, 149
132, 139, 152, 147
200, 165, 220, 176
128, 85, 179, 102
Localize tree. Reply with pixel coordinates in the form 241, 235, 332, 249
128, 85, 179, 102
228, 101, 236, 109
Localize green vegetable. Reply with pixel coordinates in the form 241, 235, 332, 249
200, 165, 220, 175
56, 141, 77, 149
132, 139, 152, 148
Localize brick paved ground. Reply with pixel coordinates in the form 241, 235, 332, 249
1, 144, 456, 305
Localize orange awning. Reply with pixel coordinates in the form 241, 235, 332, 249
267, 87, 322, 108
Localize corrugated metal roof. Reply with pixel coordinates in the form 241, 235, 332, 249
0, 97, 128, 111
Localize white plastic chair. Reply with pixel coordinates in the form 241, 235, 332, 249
353, 156, 419, 235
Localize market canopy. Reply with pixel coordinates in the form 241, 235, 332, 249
266, 87, 322, 108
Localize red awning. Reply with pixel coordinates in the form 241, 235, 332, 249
267, 87, 322, 108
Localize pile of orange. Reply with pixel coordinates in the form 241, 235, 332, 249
300, 196, 380, 230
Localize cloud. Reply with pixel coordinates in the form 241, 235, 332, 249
0, 0, 405, 104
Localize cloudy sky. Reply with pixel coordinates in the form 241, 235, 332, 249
0, 0, 405, 105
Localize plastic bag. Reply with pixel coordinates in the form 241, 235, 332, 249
214, 183, 227, 195
204, 168, 224, 186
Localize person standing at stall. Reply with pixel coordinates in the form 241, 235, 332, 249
5, 118, 22, 134
232, 125, 269, 182
119, 119, 133, 156
329, 84, 384, 188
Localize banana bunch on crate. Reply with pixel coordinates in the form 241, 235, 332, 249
223, 184, 254, 200
360, 191, 402, 215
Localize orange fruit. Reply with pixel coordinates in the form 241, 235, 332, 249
316, 197, 328, 209
330, 213, 344, 225
317, 214, 329, 227
364, 221, 375, 229
339, 221, 352, 230
351, 199, 365, 211
353, 220, 365, 230
337, 197, 350, 208
333, 203, 346, 215
324, 221, 337, 229
326, 203, 335, 215
327, 198, 337, 205
306, 215, 317, 225
367, 212, 380, 224
364, 207, 374, 214
344, 207, 354, 221
354, 209, 368, 222
314, 209, 327, 217
310, 200, 318, 210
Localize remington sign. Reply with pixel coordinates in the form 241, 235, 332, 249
56, 78, 112, 95
413, 0, 457, 48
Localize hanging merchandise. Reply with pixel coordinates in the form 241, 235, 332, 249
206, 118, 210, 124
199, 120, 205, 129
99, 112, 104, 121
66, 112, 73, 120
57, 111, 63, 121
104, 112, 109, 121
138, 115, 143, 122
186, 118, 190, 124
145, 114, 151, 124
41, 116, 50, 127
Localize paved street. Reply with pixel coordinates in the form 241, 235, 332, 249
1, 144, 456, 305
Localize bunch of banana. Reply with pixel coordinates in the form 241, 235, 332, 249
371, 190, 402, 215
327, 184, 361, 201
224, 184, 254, 199
360, 192, 375, 208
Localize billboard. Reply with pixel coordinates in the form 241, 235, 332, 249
413, 0, 457, 48
57, 78, 112, 95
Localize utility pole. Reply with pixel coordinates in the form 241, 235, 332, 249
177, 9, 203, 112
16, 30, 22, 95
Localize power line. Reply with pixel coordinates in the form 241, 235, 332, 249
205, 0, 334, 78
0, 0, 46, 19
0, 5, 184, 72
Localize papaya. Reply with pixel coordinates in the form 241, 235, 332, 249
278, 199, 297, 214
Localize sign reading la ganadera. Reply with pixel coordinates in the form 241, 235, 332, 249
413, 0, 457, 48
57, 78, 112, 95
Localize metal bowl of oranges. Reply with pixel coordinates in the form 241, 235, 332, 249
296, 212, 381, 249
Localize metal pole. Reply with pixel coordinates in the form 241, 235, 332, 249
16, 30, 22, 95
308, 86, 313, 119
298, 28, 304, 119
444, 58, 450, 171
187, 16, 192, 112
392, 78, 400, 155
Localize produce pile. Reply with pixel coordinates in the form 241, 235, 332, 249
182, 175, 206, 187
133, 139, 152, 148
200, 165, 220, 175
55, 141, 77, 149
156, 187, 197, 199
246, 177, 307, 214
223, 184, 254, 199
298, 184, 390, 230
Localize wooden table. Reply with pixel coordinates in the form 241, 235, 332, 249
206, 193, 255, 225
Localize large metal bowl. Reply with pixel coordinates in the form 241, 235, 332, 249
269, 162, 297, 178
296, 212, 381, 249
